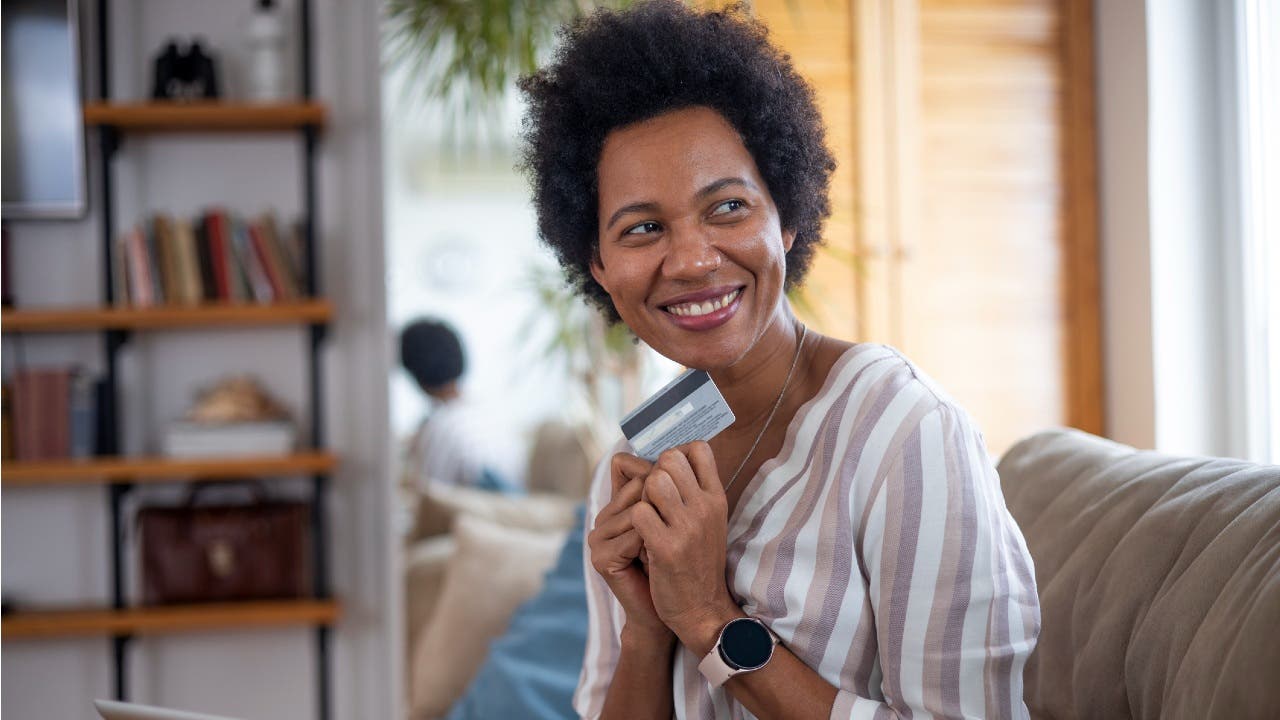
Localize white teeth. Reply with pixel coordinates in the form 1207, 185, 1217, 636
667, 288, 741, 318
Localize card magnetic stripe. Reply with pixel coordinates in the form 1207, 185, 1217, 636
620, 370, 711, 440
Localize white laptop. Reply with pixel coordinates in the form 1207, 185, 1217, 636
94, 699, 245, 720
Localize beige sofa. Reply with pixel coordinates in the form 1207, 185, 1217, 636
405, 426, 1280, 719
997, 428, 1280, 720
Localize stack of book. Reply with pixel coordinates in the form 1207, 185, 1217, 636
8, 368, 100, 461
162, 420, 297, 458
113, 210, 307, 307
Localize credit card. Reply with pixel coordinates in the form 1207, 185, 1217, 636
621, 369, 735, 461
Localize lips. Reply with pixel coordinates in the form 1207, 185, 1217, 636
664, 287, 742, 317
660, 285, 745, 331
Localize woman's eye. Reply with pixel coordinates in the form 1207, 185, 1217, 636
624, 221, 662, 236
711, 199, 746, 216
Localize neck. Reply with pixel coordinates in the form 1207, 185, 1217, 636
427, 382, 461, 402
709, 306, 806, 433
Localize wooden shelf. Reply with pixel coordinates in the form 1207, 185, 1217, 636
83, 101, 326, 131
1, 599, 341, 640
2, 451, 337, 487
1, 300, 332, 333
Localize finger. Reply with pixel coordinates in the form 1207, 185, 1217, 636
598, 529, 644, 568
684, 440, 723, 495
602, 477, 644, 517
631, 500, 667, 543
656, 448, 699, 503
644, 469, 685, 523
611, 453, 652, 496
594, 499, 642, 539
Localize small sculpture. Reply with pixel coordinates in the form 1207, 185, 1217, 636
185, 375, 289, 424
152, 37, 221, 101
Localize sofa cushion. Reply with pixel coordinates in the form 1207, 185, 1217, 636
410, 483, 579, 541
408, 515, 569, 720
997, 428, 1280, 720
403, 535, 457, 661
444, 504, 588, 720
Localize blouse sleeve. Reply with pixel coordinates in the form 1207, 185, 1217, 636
572, 447, 630, 719
832, 403, 1041, 720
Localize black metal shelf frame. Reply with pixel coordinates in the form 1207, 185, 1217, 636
92, 1, 331, 718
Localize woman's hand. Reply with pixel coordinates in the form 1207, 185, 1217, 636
587, 452, 671, 638
632, 441, 740, 645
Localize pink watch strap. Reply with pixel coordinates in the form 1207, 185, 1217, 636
698, 645, 739, 688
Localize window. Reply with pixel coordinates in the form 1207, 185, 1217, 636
1222, 0, 1279, 463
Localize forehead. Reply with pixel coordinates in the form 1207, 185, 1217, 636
597, 106, 762, 203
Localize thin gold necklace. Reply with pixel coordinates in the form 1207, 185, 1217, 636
725, 324, 808, 494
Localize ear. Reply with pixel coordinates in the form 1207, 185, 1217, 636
589, 251, 609, 293
782, 228, 796, 253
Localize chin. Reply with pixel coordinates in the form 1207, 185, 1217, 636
647, 330, 753, 372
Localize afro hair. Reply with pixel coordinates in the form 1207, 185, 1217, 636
518, 0, 836, 322
399, 318, 465, 391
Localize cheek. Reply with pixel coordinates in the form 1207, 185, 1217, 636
728, 228, 788, 283
595, 251, 644, 300
763, 227, 792, 279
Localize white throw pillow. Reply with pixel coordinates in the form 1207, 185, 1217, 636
403, 535, 457, 662
411, 484, 579, 541
408, 513, 569, 720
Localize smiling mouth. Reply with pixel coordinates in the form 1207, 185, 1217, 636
663, 288, 743, 317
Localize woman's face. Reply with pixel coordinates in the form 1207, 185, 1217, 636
591, 106, 795, 370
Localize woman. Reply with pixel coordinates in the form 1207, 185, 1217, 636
518, 2, 1040, 718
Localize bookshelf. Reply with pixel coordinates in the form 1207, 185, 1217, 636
2, 600, 341, 640
2, 451, 338, 487
83, 101, 326, 131
0, 1, 336, 718
2, 300, 333, 332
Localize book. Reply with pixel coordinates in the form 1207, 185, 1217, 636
12, 368, 71, 461
154, 214, 181, 305
288, 220, 309, 294
68, 369, 97, 459
143, 219, 165, 305
93, 378, 114, 456
162, 420, 297, 457
194, 213, 218, 302
223, 214, 251, 302
12, 371, 41, 460
126, 226, 155, 307
206, 209, 232, 301
173, 218, 204, 305
237, 218, 275, 303
249, 219, 290, 301
113, 208, 316, 307
1, 384, 12, 461
260, 213, 300, 300
43, 370, 71, 459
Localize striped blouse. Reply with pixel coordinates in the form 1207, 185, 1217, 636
574, 342, 1041, 719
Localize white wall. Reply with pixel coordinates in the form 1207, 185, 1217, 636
1, 1, 395, 718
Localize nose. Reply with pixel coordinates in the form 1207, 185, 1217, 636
661, 223, 722, 279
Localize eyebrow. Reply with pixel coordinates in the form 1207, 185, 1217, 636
604, 176, 758, 231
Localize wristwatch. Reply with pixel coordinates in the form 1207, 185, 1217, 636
698, 617, 780, 688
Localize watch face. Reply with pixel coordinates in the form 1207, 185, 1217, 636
719, 618, 774, 670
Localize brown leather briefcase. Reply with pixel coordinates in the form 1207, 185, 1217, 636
137, 482, 311, 605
